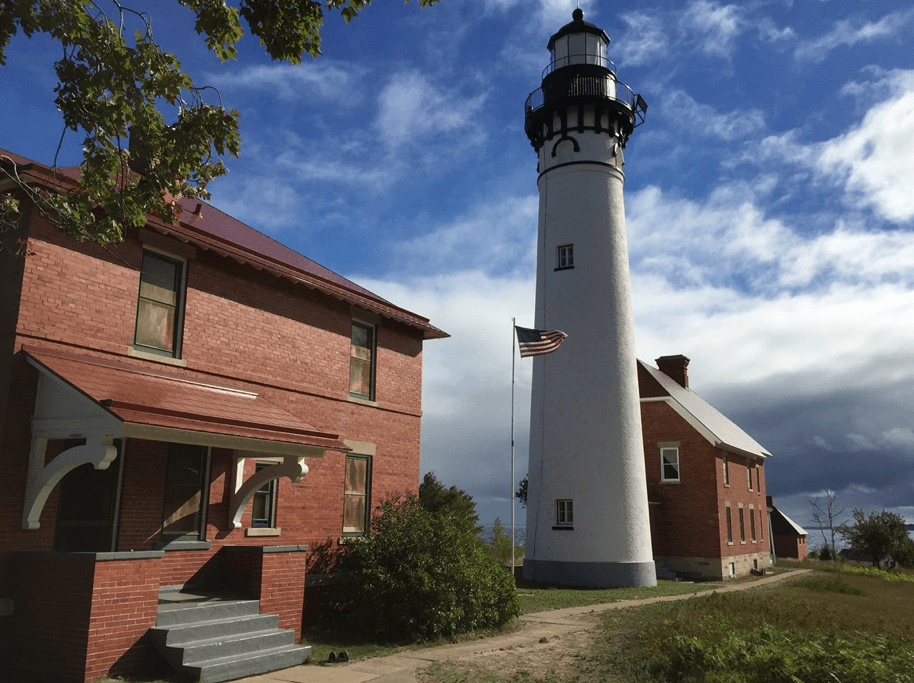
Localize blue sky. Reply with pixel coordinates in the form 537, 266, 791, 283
2, 0, 914, 537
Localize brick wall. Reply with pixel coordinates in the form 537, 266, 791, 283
2, 199, 429, 679
641, 398, 771, 575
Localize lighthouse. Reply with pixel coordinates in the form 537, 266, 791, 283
522, 9, 655, 588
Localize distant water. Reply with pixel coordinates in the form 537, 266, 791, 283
479, 523, 526, 547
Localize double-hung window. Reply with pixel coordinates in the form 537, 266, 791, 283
725, 503, 733, 544
556, 499, 573, 526
135, 250, 185, 357
738, 506, 746, 544
251, 462, 277, 529
660, 446, 680, 483
750, 507, 757, 543
343, 454, 371, 536
556, 244, 574, 270
349, 322, 375, 399
722, 453, 729, 486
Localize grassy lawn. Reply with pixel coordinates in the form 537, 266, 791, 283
426, 566, 914, 683
516, 578, 726, 614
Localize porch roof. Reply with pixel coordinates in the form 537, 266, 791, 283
23, 345, 348, 455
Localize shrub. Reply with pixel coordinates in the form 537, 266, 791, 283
330, 495, 520, 642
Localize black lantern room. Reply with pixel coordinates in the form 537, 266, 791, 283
524, 9, 647, 151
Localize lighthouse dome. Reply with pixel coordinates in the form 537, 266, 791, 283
547, 9, 610, 72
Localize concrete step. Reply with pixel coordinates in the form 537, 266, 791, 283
150, 613, 280, 647
156, 599, 261, 629
152, 594, 309, 682
187, 643, 311, 683
168, 627, 297, 667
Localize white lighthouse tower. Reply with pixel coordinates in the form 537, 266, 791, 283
522, 9, 655, 588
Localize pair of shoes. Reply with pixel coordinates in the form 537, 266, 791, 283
327, 650, 350, 663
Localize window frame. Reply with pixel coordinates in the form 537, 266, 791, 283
555, 244, 574, 270
342, 454, 371, 537
750, 507, 757, 543
747, 463, 753, 491
555, 499, 574, 527
722, 453, 729, 487
134, 248, 187, 358
738, 505, 746, 544
725, 503, 733, 545
159, 443, 210, 545
660, 446, 680, 483
251, 461, 278, 529
349, 321, 376, 400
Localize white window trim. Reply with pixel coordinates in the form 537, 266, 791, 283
556, 244, 574, 270
660, 445, 680, 483
555, 499, 574, 526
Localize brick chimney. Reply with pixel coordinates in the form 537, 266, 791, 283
656, 354, 690, 388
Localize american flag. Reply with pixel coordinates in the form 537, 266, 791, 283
515, 326, 568, 358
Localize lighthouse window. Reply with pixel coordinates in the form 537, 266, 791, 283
555, 499, 573, 526
556, 244, 574, 270
660, 446, 680, 482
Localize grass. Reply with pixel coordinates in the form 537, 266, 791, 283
423, 568, 914, 683
516, 578, 726, 614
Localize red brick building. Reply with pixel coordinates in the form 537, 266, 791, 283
639, 355, 772, 580
768, 496, 809, 560
0, 149, 446, 681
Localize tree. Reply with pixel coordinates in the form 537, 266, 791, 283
330, 495, 520, 641
418, 471, 479, 532
515, 473, 527, 508
840, 509, 912, 568
0, 0, 439, 245
485, 517, 513, 566
808, 488, 846, 561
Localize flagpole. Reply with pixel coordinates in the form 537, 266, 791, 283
511, 317, 516, 573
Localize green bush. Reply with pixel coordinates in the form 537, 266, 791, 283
329, 495, 520, 642
648, 617, 914, 683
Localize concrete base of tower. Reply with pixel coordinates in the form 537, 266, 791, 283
523, 559, 657, 588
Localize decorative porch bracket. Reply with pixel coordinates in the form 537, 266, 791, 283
229, 455, 309, 529
22, 436, 118, 530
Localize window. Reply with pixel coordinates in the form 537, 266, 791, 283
725, 503, 733, 544
343, 455, 371, 536
660, 447, 680, 482
556, 244, 574, 270
251, 462, 277, 528
738, 506, 745, 544
728, 562, 735, 577
161, 443, 209, 542
722, 453, 729, 487
747, 463, 753, 490
556, 499, 573, 526
349, 321, 375, 399
135, 250, 185, 357
750, 508, 756, 542
756, 466, 761, 492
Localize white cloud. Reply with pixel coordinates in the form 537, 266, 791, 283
374, 70, 488, 152
660, 90, 765, 141
680, 1, 744, 58
816, 70, 914, 224
209, 62, 361, 103
618, 11, 669, 66
795, 11, 914, 63
393, 195, 538, 276
882, 427, 914, 450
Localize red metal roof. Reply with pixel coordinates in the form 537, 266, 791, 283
24, 346, 348, 452
1, 148, 448, 339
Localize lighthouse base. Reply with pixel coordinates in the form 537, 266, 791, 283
523, 559, 657, 588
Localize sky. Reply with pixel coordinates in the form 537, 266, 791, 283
2, 0, 914, 539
